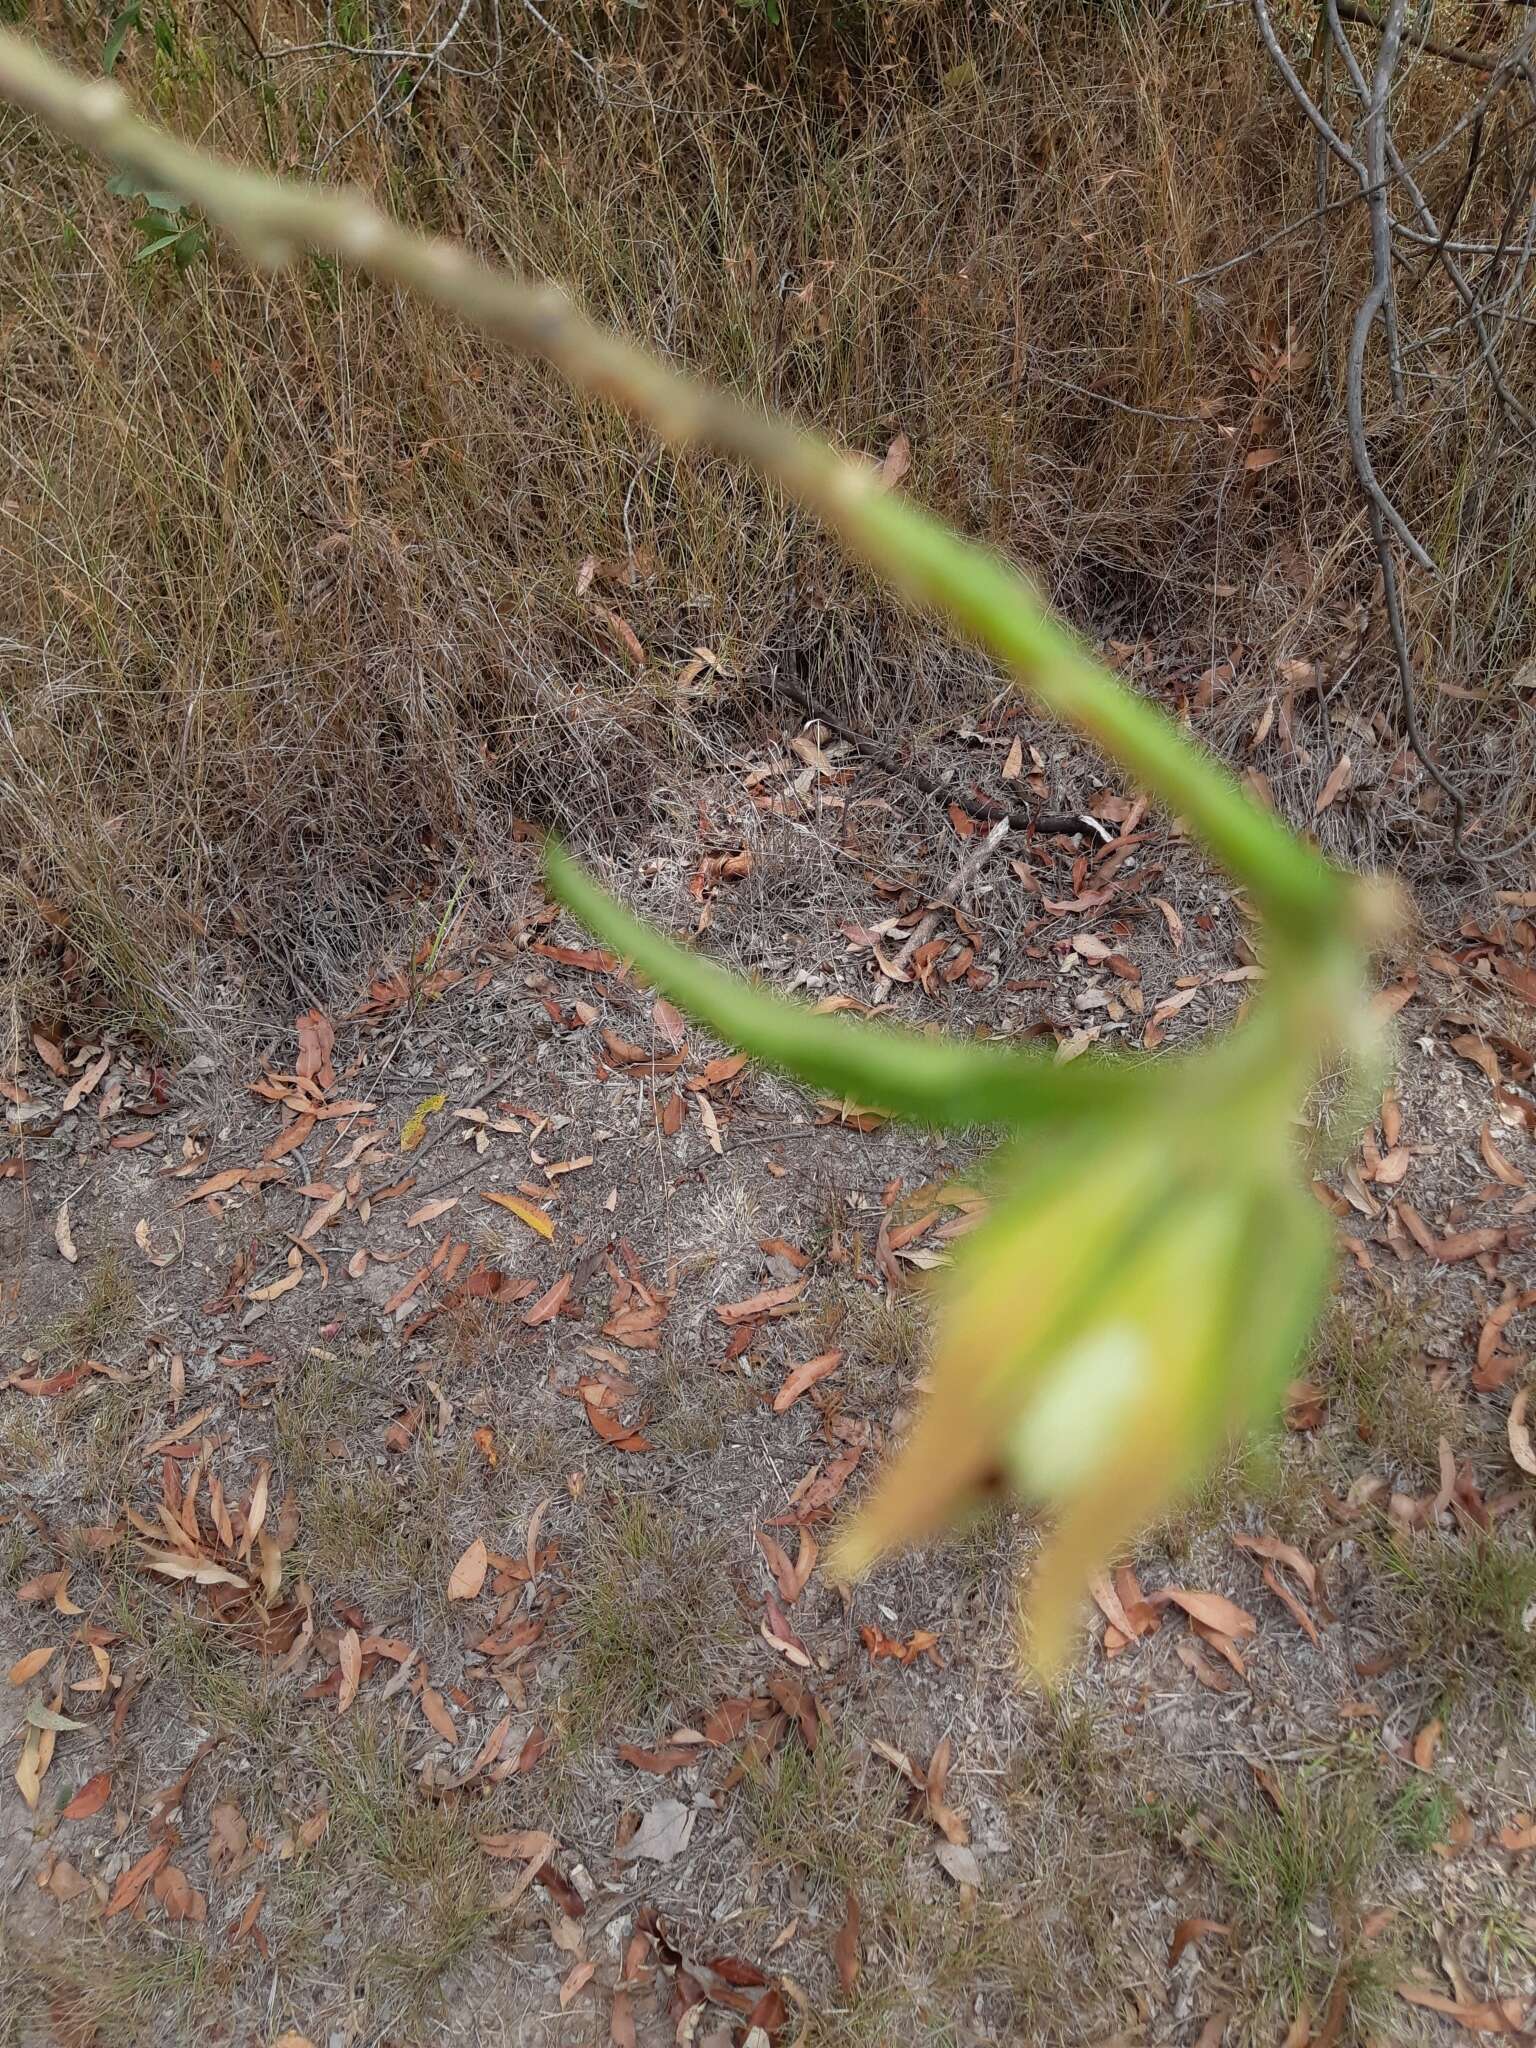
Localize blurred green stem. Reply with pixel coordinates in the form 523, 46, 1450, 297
0, 26, 1348, 946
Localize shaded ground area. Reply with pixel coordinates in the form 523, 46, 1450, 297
3, 701, 1535, 2048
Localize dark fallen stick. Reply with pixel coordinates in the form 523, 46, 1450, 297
761, 660, 1113, 844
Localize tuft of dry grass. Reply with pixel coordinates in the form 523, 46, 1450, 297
4, 0, 1534, 1038
1364, 1522, 1536, 1719
1311, 1289, 1466, 1486
559, 1488, 754, 1746
1196, 1745, 1404, 2032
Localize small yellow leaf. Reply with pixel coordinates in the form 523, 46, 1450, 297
480, 1191, 555, 1239
400, 1092, 446, 1153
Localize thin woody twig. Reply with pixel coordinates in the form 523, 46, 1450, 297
1176, 184, 1385, 284
1246, 0, 1536, 839
1333, 0, 1514, 74
1250, 0, 1365, 170
873, 817, 1010, 1006
1336, 0, 1423, 538
765, 656, 1107, 843
1366, 495, 1466, 839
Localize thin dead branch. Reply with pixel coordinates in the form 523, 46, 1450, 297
1250, 0, 1536, 843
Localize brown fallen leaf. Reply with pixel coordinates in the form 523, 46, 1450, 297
134, 1217, 181, 1267
760, 1591, 811, 1668
40, 1854, 91, 1905
616, 1797, 695, 1864
60, 1048, 111, 1113
1314, 752, 1352, 814
935, 1840, 982, 1889
60, 1770, 113, 1821
14, 1723, 49, 1808
1089, 1571, 1138, 1643
718, 1280, 808, 1324
651, 996, 686, 1047
1479, 1122, 1526, 1189
54, 1199, 78, 1263
834, 1889, 861, 1994
755, 1526, 817, 1605
1411, 1718, 1444, 1771
609, 1988, 637, 2048
560, 1959, 597, 2010
1397, 1983, 1530, 2032
336, 1627, 362, 1713
7, 1645, 56, 1686
1176, 1636, 1231, 1692
1508, 1387, 1536, 1476
1169, 1918, 1232, 1967
419, 1686, 459, 1744
142, 1551, 248, 1590
1260, 1563, 1320, 1646
178, 1163, 289, 1205
1451, 1032, 1501, 1086
1158, 1587, 1258, 1637
771, 1349, 841, 1414
153, 1862, 208, 1923
582, 1394, 652, 1453
1231, 1529, 1318, 1599
103, 1842, 171, 1919
877, 429, 912, 489
247, 1257, 303, 1302
523, 1272, 574, 1326
226, 1882, 268, 1951
480, 1825, 557, 1862
1436, 1226, 1507, 1263
448, 1537, 489, 1601
32, 1029, 68, 1077
860, 1624, 942, 1668
208, 1798, 253, 1877
617, 1741, 696, 1775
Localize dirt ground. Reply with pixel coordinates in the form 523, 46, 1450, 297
3, 696, 1535, 2048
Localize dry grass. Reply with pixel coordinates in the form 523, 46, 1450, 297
1364, 1521, 1536, 1719
559, 1488, 754, 1747
4, 0, 1534, 1038
1196, 1744, 1404, 2031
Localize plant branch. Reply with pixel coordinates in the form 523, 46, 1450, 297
1332, 0, 1511, 74
0, 27, 1346, 942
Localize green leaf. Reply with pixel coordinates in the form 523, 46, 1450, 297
132, 229, 183, 261
107, 168, 183, 210
545, 842, 1153, 1131
102, 3, 140, 74
25, 1700, 88, 1732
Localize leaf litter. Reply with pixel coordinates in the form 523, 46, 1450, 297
5, 747, 1536, 2043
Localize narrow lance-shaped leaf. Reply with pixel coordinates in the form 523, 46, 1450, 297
546, 843, 1157, 1132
